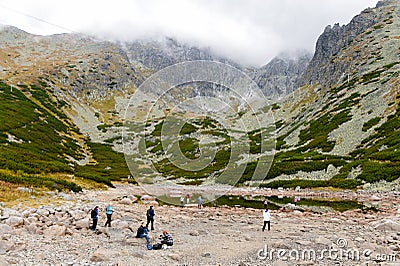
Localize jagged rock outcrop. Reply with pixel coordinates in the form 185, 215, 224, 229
250, 51, 312, 98
297, 0, 396, 87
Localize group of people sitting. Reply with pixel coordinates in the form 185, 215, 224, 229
135, 222, 174, 250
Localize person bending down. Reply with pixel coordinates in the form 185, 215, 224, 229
160, 230, 174, 246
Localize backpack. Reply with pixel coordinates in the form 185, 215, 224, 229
152, 243, 162, 250
90, 209, 96, 219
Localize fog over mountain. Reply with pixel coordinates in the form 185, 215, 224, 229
0, 0, 377, 66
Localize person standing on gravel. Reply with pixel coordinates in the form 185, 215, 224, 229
262, 207, 271, 232
104, 203, 113, 227
186, 193, 190, 205
146, 206, 155, 231
90, 206, 99, 231
197, 196, 203, 208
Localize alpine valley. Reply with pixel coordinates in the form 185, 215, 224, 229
0, 0, 400, 199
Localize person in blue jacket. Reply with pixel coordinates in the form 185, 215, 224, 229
104, 203, 113, 227
136, 222, 150, 243
90, 206, 99, 231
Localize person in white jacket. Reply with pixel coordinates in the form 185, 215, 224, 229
262, 208, 271, 232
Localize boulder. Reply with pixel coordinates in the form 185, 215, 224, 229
140, 195, 155, 202
114, 220, 130, 229
43, 225, 66, 237
120, 198, 132, 205
36, 208, 50, 217
5, 216, 24, 227
75, 218, 90, 230
25, 223, 39, 234
373, 219, 400, 232
128, 195, 138, 202
69, 210, 87, 220
0, 224, 13, 235
91, 248, 112, 262
148, 200, 159, 206
1, 209, 19, 220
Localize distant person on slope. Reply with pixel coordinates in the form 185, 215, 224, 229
262, 207, 271, 232
104, 203, 113, 227
146, 206, 155, 231
186, 193, 190, 205
197, 196, 203, 208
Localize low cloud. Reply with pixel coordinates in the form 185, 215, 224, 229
0, 0, 377, 66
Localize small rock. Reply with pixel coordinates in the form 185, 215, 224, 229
91, 248, 111, 262
0, 240, 14, 255
189, 231, 199, 236
354, 237, 364, 242
315, 236, 331, 245
167, 253, 181, 261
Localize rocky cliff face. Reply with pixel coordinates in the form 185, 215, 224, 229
250, 51, 312, 98
297, 0, 397, 87
267, 0, 400, 190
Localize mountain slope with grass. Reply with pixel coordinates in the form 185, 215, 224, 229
0, 79, 133, 200
0, 0, 399, 194
267, 0, 400, 190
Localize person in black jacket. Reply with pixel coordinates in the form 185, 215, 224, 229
146, 206, 155, 231
136, 222, 150, 243
90, 206, 99, 231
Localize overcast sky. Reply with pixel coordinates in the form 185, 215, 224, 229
0, 0, 378, 66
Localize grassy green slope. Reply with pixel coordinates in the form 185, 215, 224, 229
0, 81, 133, 192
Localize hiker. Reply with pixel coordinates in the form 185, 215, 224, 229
136, 222, 150, 243
262, 207, 271, 232
294, 197, 298, 206
146, 206, 155, 231
197, 196, 203, 208
186, 193, 190, 204
153, 230, 174, 250
180, 196, 184, 207
160, 230, 174, 246
90, 206, 99, 231
104, 203, 113, 227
